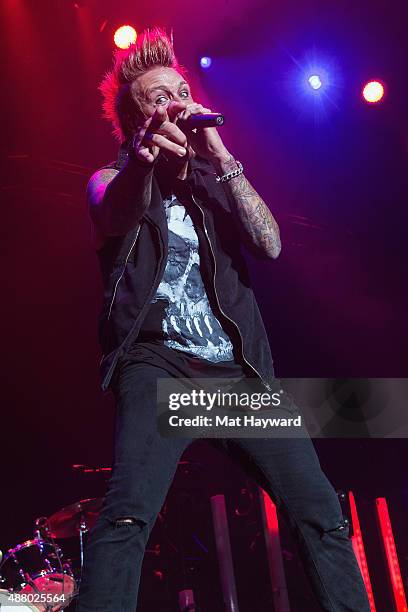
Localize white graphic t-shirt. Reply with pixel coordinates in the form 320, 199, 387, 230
141, 194, 235, 362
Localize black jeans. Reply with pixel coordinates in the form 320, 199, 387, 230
77, 361, 371, 611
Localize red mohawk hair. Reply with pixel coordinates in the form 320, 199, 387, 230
99, 27, 186, 142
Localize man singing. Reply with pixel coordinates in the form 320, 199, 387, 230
77, 28, 370, 612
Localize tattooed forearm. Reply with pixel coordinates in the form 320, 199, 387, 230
215, 156, 281, 259
87, 160, 154, 237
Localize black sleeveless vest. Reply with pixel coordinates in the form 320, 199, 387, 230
94, 146, 275, 392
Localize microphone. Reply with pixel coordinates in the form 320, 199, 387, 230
178, 112, 224, 130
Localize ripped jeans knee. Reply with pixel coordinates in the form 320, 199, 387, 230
111, 516, 147, 530
320, 516, 350, 539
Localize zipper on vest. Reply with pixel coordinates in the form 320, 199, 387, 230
100, 217, 165, 375
189, 193, 271, 391
107, 224, 141, 321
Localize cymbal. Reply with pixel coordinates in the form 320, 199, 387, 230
48, 498, 103, 538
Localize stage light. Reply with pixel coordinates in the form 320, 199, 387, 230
302, 66, 330, 96
200, 56, 212, 69
114, 25, 137, 49
308, 74, 322, 90
376, 498, 407, 610
285, 49, 342, 119
348, 492, 377, 610
303, 66, 329, 95
362, 80, 384, 103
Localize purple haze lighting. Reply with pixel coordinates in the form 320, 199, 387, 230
200, 56, 212, 69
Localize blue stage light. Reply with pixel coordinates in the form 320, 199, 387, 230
304, 68, 329, 93
308, 74, 322, 90
283, 48, 342, 120
200, 56, 212, 69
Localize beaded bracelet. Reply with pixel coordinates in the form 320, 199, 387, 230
215, 160, 244, 183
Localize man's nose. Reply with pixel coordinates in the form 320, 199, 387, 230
167, 100, 187, 122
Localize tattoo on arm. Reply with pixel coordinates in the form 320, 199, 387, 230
87, 161, 153, 237
217, 156, 281, 259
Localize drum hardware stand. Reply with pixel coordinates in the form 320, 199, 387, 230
78, 515, 88, 577
35, 517, 52, 541
35, 520, 69, 609
0, 550, 4, 586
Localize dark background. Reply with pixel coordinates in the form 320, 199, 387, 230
1, 0, 407, 610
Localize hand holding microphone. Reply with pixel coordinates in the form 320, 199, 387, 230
132, 102, 189, 165
176, 103, 230, 165
177, 112, 224, 130
132, 101, 227, 166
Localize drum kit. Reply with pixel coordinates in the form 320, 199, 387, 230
0, 498, 103, 611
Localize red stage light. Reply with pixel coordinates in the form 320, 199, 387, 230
348, 491, 377, 611
259, 489, 291, 611
362, 80, 385, 103
376, 498, 407, 611
114, 25, 137, 49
